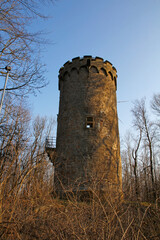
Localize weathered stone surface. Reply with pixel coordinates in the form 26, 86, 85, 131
55, 56, 122, 199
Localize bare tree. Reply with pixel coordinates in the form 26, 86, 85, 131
0, 0, 54, 97
132, 129, 142, 199
131, 98, 156, 200
0, 96, 55, 222
121, 132, 135, 199
151, 93, 160, 117
151, 93, 160, 137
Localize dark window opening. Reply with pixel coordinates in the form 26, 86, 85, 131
100, 68, 108, 76
87, 59, 91, 67
108, 71, 113, 80
86, 117, 94, 128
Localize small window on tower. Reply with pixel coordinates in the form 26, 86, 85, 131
86, 117, 94, 128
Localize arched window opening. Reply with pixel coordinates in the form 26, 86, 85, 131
114, 77, 117, 90
108, 71, 113, 80
90, 66, 99, 73
100, 68, 108, 76
63, 71, 70, 81
71, 67, 78, 74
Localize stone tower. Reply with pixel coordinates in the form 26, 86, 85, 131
54, 56, 122, 198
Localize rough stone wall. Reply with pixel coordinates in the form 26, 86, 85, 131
55, 56, 122, 198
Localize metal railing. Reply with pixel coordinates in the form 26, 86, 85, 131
45, 137, 56, 149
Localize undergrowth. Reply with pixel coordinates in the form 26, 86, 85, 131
0, 187, 160, 240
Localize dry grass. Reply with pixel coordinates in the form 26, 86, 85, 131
0, 185, 160, 240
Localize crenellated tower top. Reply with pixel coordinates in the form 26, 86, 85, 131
58, 56, 117, 90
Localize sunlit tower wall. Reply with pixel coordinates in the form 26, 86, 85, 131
55, 56, 122, 198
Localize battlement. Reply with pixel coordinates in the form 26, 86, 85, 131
58, 56, 117, 90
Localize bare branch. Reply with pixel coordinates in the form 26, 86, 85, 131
0, 0, 54, 98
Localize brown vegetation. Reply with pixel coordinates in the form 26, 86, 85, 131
0, 180, 160, 239
0, 95, 159, 239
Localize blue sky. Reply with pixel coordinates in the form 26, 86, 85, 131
30, 0, 160, 137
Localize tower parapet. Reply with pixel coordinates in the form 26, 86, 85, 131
58, 56, 117, 91
55, 56, 122, 200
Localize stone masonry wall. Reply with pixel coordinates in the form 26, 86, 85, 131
55, 56, 122, 198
